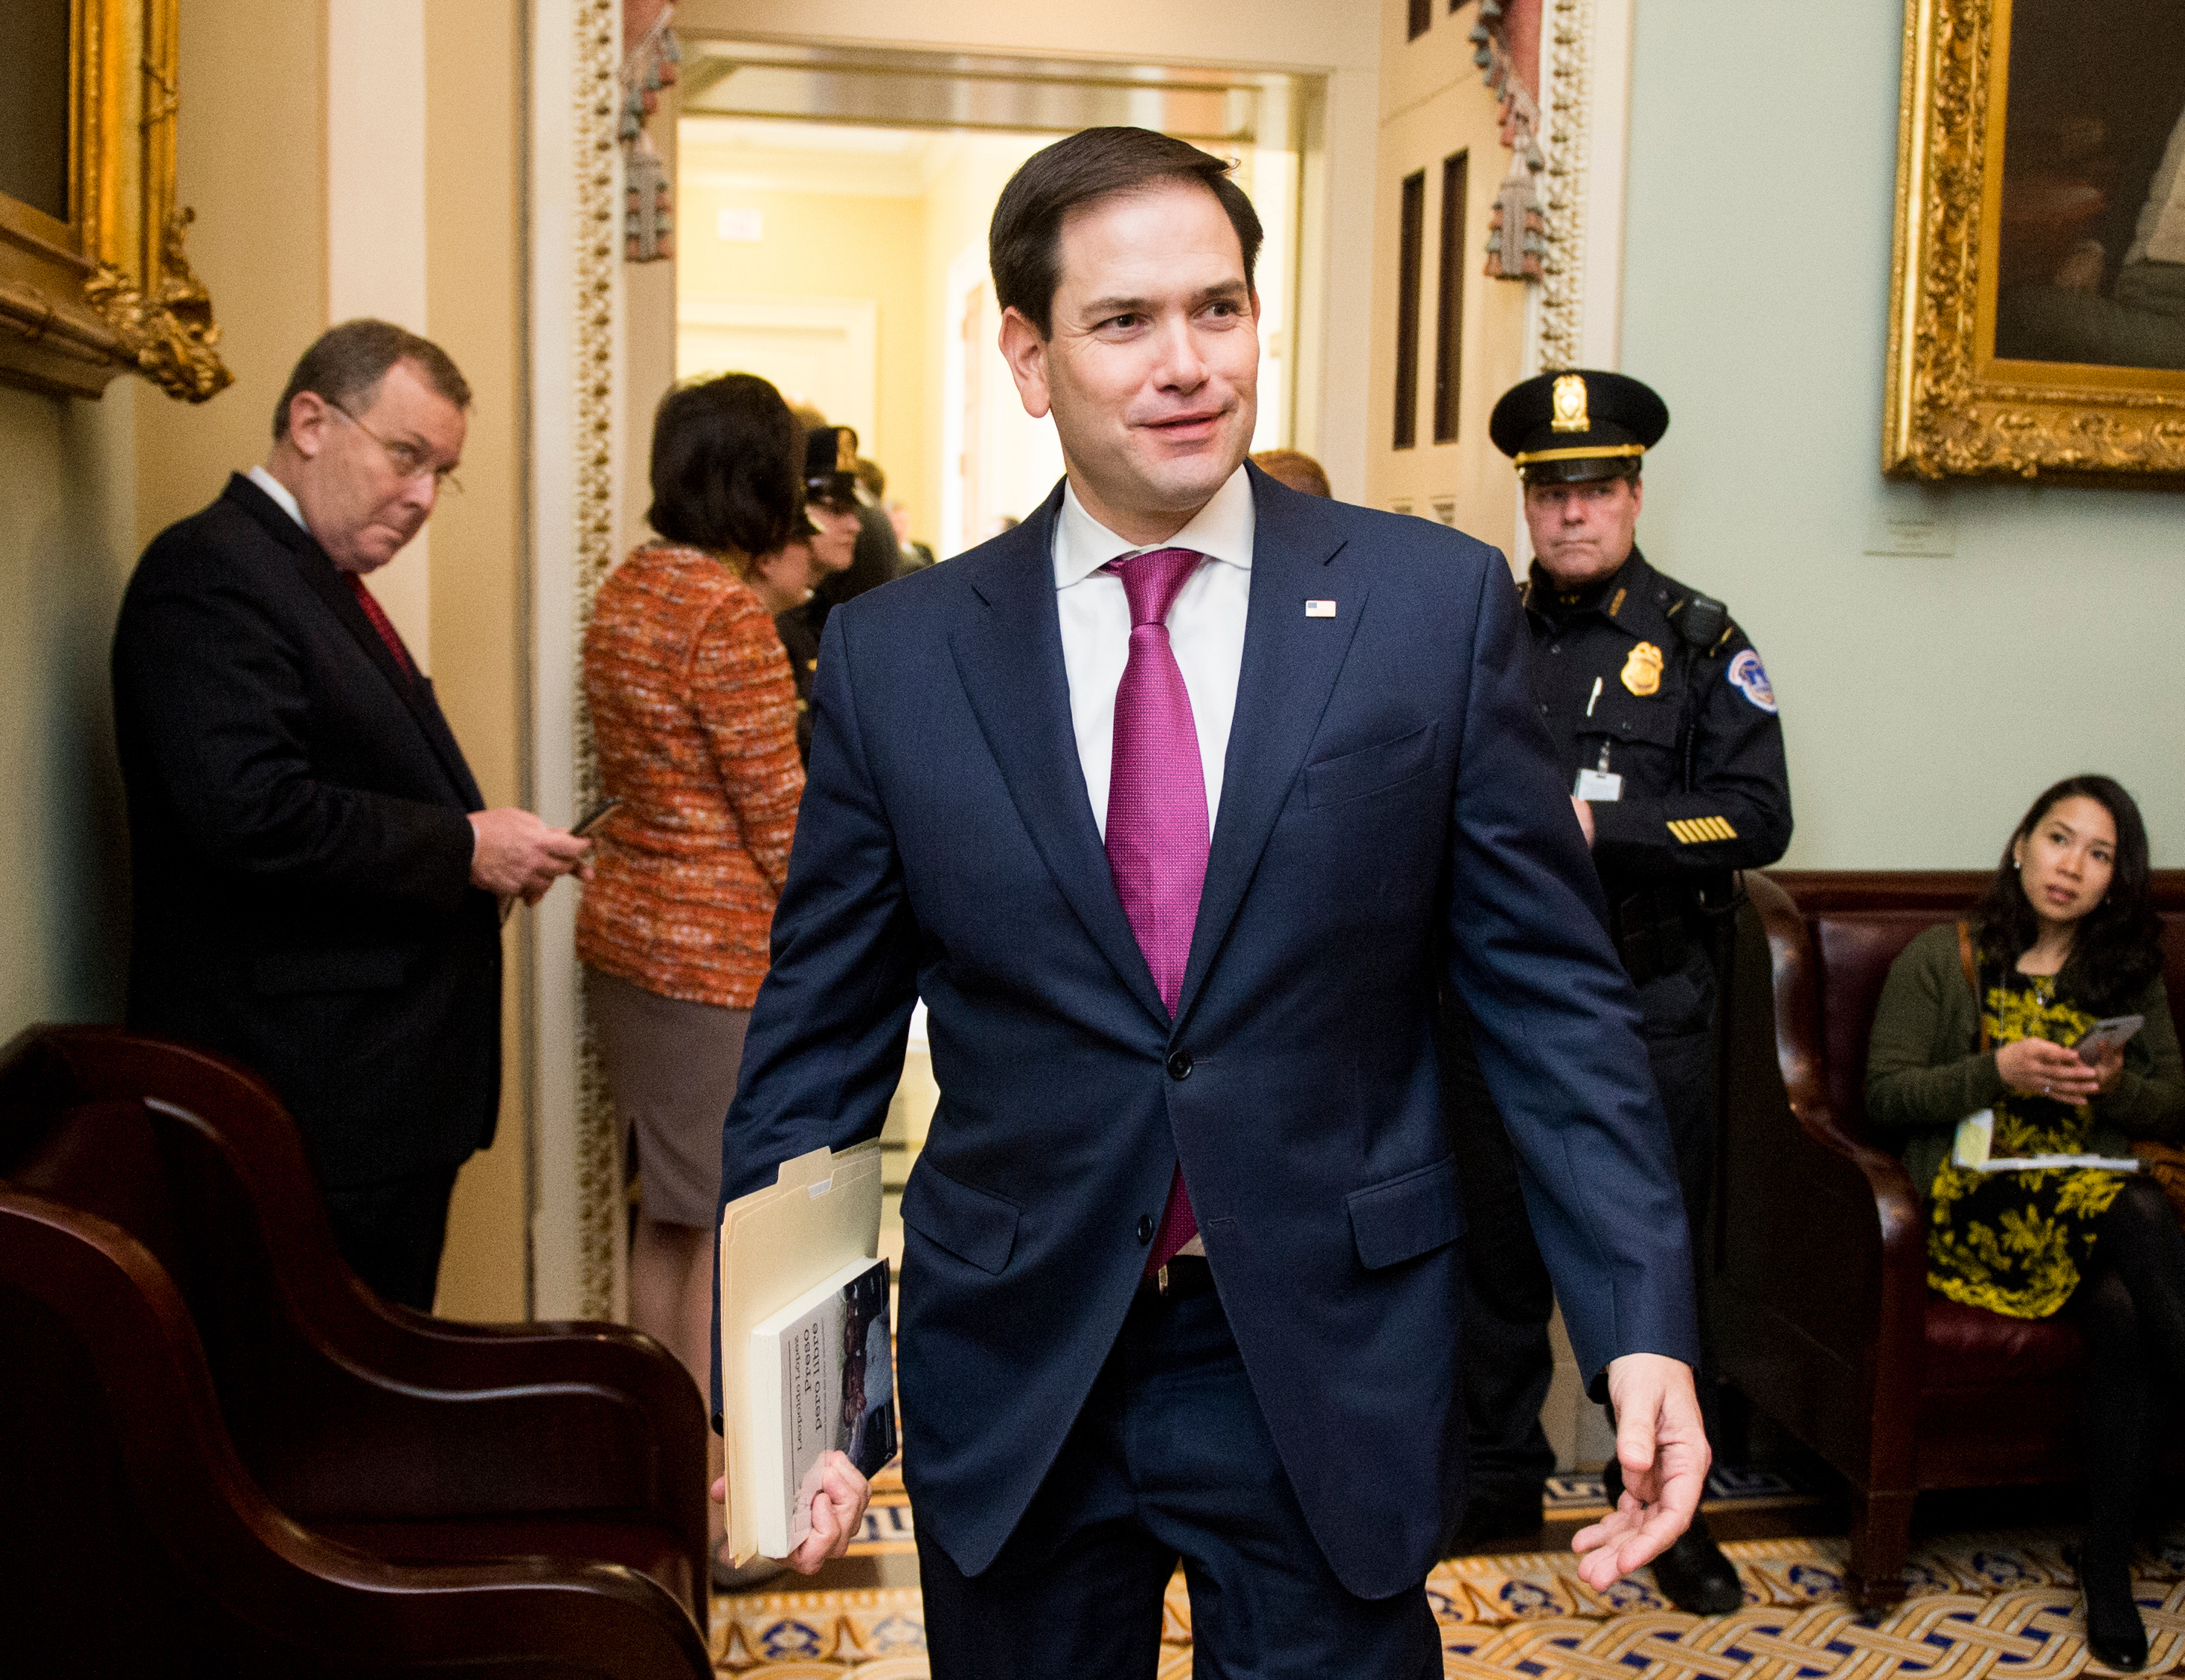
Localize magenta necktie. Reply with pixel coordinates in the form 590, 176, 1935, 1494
1103, 547, 1209, 1277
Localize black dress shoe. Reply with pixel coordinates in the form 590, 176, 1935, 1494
1650, 1522, 1743, 1615
1454, 1484, 1545, 1548
2079, 1554, 2149, 1673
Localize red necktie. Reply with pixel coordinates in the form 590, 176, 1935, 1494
347, 574, 417, 680
1103, 548, 1210, 1277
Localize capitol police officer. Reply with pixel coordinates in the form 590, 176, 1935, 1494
1448, 370, 1791, 1611
774, 426, 864, 763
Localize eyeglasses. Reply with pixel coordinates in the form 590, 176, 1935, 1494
330, 402, 463, 494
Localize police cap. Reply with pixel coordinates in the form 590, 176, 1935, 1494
1489, 369, 1668, 485
804, 425, 861, 512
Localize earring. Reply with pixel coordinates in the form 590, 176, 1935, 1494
2012, 859, 2021, 870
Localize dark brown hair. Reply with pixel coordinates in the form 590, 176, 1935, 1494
1973, 773, 2164, 1013
646, 373, 804, 560
989, 126, 1264, 339
272, 318, 471, 439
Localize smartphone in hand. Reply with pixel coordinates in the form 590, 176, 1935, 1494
2075, 1014, 2145, 1065
571, 796, 622, 839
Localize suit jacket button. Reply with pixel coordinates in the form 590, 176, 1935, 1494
1166, 1050, 1193, 1080
1136, 1214, 1155, 1244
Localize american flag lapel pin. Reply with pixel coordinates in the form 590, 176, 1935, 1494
1305, 600, 1337, 618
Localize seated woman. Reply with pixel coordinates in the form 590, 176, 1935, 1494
1867, 775, 2185, 1670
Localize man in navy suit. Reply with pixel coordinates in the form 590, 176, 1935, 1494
715, 129, 1709, 1674
114, 320, 589, 1310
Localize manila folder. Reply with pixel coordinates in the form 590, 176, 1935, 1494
718, 1140, 883, 1564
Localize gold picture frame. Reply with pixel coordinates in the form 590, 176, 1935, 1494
1884, 0, 2185, 480
0, 0, 230, 402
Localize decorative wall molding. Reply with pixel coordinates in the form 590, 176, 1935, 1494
1471, 0, 1614, 378
530, 0, 627, 1324
1533, 0, 1592, 374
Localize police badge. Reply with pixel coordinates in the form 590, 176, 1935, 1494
1620, 641, 1663, 697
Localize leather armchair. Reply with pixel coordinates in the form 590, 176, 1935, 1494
1708, 870, 2185, 1612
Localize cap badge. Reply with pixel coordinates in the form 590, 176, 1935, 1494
1550, 373, 1590, 433
835, 430, 858, 471
1621, 641, 1663, 697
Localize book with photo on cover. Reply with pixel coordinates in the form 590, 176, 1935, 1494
746, 1254, 898, 1559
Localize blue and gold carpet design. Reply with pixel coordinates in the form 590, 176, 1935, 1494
713, 1517, 2185, 1677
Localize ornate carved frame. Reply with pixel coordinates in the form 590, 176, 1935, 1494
0, 0, 229, 402
1884, 0, 2185, 480
530, 0, 629, 1321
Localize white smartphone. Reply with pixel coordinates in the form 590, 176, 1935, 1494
2075, 1014, 2145, 1065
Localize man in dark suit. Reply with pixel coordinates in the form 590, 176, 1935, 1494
113, 319, 589, 1312
713, 129, 1709, 1673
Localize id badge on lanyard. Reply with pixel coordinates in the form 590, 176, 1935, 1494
1574, 739, 1622, 802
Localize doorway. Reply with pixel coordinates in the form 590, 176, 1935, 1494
668, 39, 1323, 561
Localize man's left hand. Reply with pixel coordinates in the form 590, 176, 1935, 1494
1569, 1353, 1709, 1589
1570, 796, 1597, 847
708, 1450, 870, 1577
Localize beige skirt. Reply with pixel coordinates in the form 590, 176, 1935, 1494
583, 966, 751, 1228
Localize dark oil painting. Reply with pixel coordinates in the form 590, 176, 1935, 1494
1994, 0, 2185, 370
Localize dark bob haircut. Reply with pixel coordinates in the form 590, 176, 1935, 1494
646, 373, 804, 561
989, 126, 1264, 339
1972, 773, 2165, 1014
273, 318, 471, 440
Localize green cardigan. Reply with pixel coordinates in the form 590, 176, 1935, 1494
1863, 922, 2185, 1202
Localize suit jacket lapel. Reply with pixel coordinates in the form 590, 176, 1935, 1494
224, 476, 484, 811
1174, 469, 1368, 1027
949, 486, 1170, 1029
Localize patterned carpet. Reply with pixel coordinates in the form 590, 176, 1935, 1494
712, 1514, 2185, 1677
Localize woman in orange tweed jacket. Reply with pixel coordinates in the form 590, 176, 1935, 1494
579, 373, 833, 1576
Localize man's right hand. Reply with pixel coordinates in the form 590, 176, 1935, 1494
469, 808, 591, 902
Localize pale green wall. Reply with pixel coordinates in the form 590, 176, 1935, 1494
0, 381, 138, 1033
1623, 3, 2184, 868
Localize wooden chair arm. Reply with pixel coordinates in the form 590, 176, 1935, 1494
6, 1027, 706, 1571
0, 1190, 710, 1677
1744, 873, 1929, 1403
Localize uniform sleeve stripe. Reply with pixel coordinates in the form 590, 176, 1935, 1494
1668, 816, 1740, 844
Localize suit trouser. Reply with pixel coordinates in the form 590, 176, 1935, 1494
915, 1272, 1441, 1680
1447, 941, 1721, 1505
319, 1162, 463, 1312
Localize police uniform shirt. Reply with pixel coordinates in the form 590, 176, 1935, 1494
1521, 548, 1791, 879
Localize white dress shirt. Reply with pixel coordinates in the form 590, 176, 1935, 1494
247, 465, 307, 530
1053, 464, 1255, 841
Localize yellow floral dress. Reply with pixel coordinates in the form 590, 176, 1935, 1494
1926, 970, 2127, 1319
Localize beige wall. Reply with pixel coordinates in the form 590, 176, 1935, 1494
676, 175, 931, 539
1367, 0, 1530, 554
423, 0, 530, 1323
918, 134, 1058, 554
135, 1, 325, 542
0, 384, 138, 1033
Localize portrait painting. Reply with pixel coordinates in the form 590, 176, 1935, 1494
0, 0, 229, 403
1992, 0, 2185, 372
1884, 0, 2185, 478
